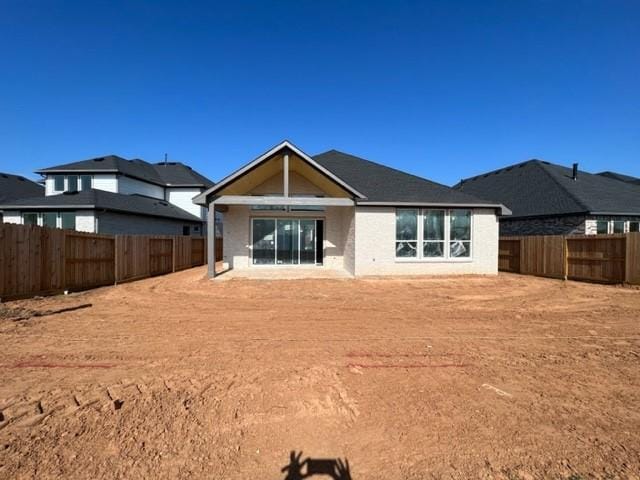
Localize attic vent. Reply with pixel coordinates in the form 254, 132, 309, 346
1, 174, 7, 178
482, 174, 489, 178
94, 157, 105, 162
18, 177, 26, 181
505, 167, 513, 172
518, 164, 525, 168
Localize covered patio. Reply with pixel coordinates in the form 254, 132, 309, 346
193, 141, 364, 278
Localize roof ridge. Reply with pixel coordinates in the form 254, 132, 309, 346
460, 159, 546, 183
533, 161, 590, 212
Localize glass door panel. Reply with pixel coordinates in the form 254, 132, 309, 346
299, 219, 316, 264
252, 219, 276, 264
276, 219, 299, 264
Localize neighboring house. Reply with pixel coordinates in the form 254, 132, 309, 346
0, 155, 213, 235
193, 141, 508, 278
454, 160, 640, 236
0, 172, 44, 222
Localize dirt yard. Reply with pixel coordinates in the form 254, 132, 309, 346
1, 269, 639, 480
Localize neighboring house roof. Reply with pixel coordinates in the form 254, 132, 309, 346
36, 156, 214, 188
455, 160, 640, 219
0, 189, 202, 222
0, 173, 44, 203
193, 140, 508, 213
596, 171, 640, 186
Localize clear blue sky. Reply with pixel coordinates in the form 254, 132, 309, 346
1, 0, 638, 186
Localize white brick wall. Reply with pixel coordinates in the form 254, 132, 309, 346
353, 207, 499, 276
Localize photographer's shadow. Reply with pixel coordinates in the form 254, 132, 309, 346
281, 451, 351, 480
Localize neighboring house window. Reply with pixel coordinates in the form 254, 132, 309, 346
612, 221, 625, 234
53, 175, 64, 192
596, 220, 609, 235
21, 212, 76, 230
395, 209, 473, 260
42, 212, 57, 228
67, 175, 78, 192
630, 222, 640, 233
23, 213, 38, 225
61, 212, 76, 230
423, 210, 445, 257
396, 209, 418, 258
80, 175, 92, 190
182, 226, 190, 236
450, 209, 472, 258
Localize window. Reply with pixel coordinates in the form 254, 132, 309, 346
80, 175, 92, 190
596, 220, 609, 235
395, 209, 418, 258
630, 222, 640, 233
395, 209, 473, 260
182, 226, 190, 236
612, 221, 625, 234
61, 212, 76, 230
23, 213, 38, 225
42, 212, 57, 228
53, 175, 64, 191
423, 210, 445, 257
449, 209, 471, 258
67, 175, 78, 192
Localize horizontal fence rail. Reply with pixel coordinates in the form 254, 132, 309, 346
499, 233, 640, 285
0, 223, 220, 301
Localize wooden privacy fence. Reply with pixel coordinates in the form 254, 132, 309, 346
0, 223, 218, 300
499, 233, 640, 284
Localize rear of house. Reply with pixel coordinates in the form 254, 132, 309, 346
194, 141, 508, 278
455, 160, 640, 236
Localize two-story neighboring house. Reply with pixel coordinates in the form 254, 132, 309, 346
0, 172, 44, 222
0, 155, 214, 236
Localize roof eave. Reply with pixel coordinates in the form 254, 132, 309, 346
355, 200, 511, 215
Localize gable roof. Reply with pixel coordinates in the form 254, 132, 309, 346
36, 155, 214, 188
193, 140, 366, 204
0, 173, 44, 203
313, 150, 504, 209
596, 171, 640, 186
194, 141, 508, 213
0, 189, 202, 222
455, 160, 640, 218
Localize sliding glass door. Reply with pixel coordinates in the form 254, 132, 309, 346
252, 218, 323, 265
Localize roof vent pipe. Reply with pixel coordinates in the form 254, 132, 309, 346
572, 162, 579, 181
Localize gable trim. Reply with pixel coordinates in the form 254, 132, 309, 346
193, 141, 366, 205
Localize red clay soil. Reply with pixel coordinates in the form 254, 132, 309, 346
0, 268, 639, 479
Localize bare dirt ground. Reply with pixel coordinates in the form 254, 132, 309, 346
1, 269, 639, 480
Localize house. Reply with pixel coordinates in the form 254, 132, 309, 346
454, 160, 640, 236
0, 155, 213, 235
193, 141, 509, 278
0, 172, 44, 222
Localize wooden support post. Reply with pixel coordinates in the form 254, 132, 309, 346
207, 201, 216, 278
283, 152, 289, 198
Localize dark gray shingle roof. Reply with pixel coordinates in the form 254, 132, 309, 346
455, 160, 640, 218
36, 156, 214, 188
597, 171, 640, 186
0, 189, 202, 222
313, 150, 495, 206
0, 173, 44, 203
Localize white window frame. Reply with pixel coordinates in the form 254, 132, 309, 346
395, 208, 473, 263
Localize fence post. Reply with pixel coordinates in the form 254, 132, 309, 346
172, 237, 176, 273
114, 235, 119, 285
563, 236, 568, 280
